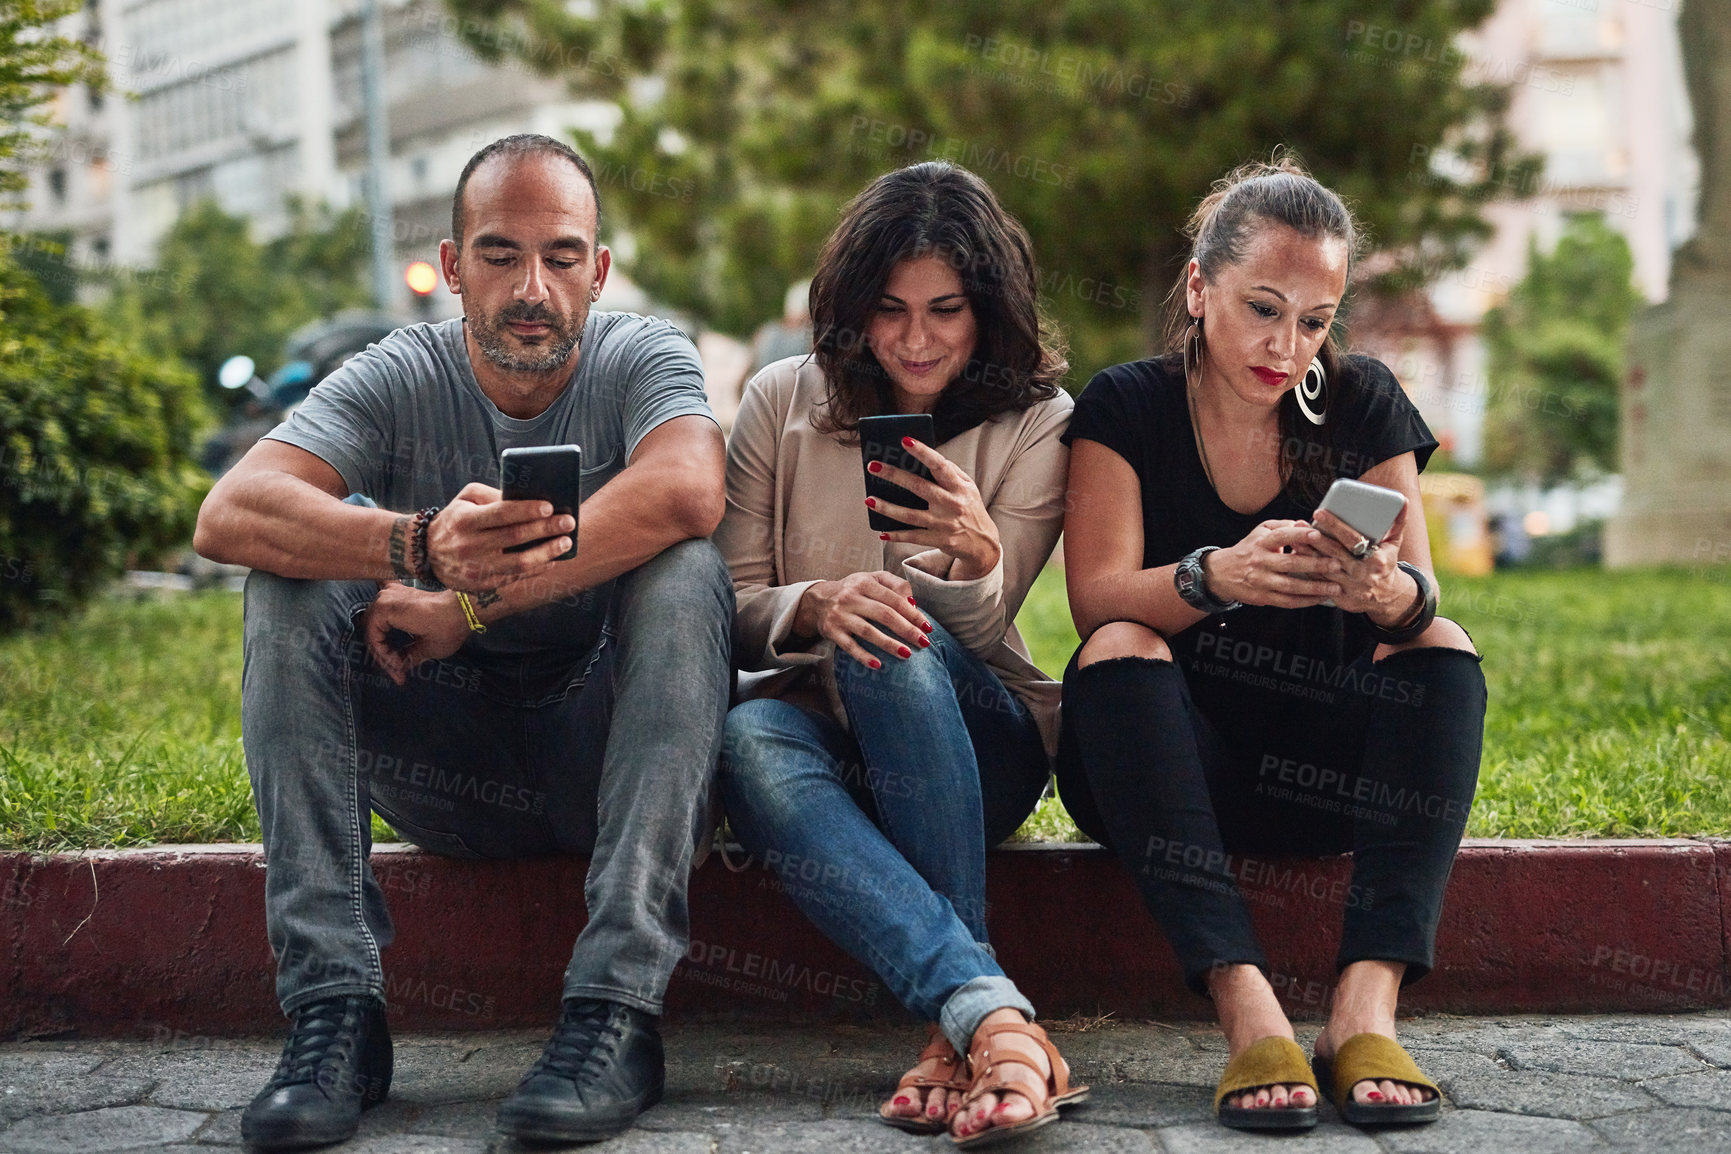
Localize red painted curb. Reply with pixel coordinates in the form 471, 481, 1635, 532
4, 840, 1727, 1038
1718, 841, 1731, 984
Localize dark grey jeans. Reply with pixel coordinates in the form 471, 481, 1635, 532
241, 537, 733, 1017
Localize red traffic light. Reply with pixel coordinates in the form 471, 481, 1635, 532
404, 261, 438, 296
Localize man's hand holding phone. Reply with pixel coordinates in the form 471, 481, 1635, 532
424, 481, 574, 591
364, 482, 572, 684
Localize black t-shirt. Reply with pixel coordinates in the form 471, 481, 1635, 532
1064, 353, 1438, 717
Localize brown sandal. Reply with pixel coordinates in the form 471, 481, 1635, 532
950, 1020, 1088, 1148
878, 1024, 972, 1134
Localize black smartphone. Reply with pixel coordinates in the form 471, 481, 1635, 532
500, 445, 581, 560
859, 414, 937, 533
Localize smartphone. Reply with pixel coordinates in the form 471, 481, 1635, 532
500, 445, 581, 560
859, 414, 936, 533
1315, 477, 1407, 547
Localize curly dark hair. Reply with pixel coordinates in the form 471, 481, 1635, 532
1161, 152, 1366, 505
808, 162, 1067, 440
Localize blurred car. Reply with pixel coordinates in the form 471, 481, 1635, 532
200, 310, 404, 477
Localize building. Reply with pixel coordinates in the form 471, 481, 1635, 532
1353, 0, 1698, 470
4, 0, 618, 317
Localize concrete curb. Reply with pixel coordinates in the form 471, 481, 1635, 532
4, 840, 1728, 1038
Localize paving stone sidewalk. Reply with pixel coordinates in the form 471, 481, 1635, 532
3, 1013, 1730, 1153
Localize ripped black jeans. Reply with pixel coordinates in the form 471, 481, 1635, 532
1054, 630, 1486, 996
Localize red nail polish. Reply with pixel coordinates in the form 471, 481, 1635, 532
867, 461, 883, 473
898, 645, 911, 658
901, 435, 915, 447
868, 657, 881, 670
917, 636, 930, 648
921, 621, 933, 632
864, 497, 877, 509
894, 1096, 909, 1106
878, 533, 890, 540
908, 597, 918, 605
1367, 1091, 1383, 1101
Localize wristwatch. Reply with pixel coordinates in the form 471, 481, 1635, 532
1174, 546, 1242, 615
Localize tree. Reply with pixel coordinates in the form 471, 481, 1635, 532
1480, 214, 1640, 483
443, 0, 1537, 376
0, 0, 105, 206
109, 198, 373, 405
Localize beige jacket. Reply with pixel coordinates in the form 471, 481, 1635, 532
715, 356, 1073, 756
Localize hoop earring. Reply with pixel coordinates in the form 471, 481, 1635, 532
1183, 317, 1204, 385
1296, 356, 1328, 426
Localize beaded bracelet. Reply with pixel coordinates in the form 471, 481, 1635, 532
411, 506, 444, 590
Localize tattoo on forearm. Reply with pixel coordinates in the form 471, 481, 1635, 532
475, 588, 503, 608
388, 515, 412, 580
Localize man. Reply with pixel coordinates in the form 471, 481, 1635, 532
194, 134, 732, 1148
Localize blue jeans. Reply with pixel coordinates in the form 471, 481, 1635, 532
241, 530, 733, 1017
718, 623, 1050, 1053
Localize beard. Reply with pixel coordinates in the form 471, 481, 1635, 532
468, 299, 586, 374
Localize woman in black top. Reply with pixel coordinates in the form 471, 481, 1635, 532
1056, 157, 1486, 1132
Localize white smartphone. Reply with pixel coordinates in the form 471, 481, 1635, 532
1314, 478, 1406, 547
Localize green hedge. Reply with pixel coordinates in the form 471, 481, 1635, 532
0, 249, 211, 633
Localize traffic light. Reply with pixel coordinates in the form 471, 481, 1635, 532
404, 261, 438, 296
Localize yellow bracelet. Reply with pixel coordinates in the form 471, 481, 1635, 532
455, 590, 487, 633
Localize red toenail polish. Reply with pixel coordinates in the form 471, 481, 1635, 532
894, 1096, 909, 1106
1367, 1091, 1384, 1101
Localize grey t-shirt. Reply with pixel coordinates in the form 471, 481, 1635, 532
265, 310, 715, 657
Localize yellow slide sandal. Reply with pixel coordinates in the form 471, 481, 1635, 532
1213, 1036, 1319, 1131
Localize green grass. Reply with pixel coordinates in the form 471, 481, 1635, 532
2, 567, 1728, 850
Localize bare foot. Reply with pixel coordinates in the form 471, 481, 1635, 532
949, 1008, 1048, 1140
882, 1031, 965, 1127
1315, 959, 1434, 1108
1209, 964, 1317, 1112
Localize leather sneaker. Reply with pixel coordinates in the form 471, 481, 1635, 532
496, 998, 665, 1142
240, 995, 392, 1149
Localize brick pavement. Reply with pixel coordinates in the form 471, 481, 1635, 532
4, 1013, 1730, 1152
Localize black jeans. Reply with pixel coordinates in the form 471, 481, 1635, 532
1054, 637, 1486, 996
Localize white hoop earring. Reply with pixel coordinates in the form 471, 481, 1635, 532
1296, 357, 1328, 426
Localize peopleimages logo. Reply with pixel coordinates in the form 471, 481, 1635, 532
683, 938, 879, 1004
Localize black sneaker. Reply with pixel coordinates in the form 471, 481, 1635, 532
496, 998, 665, 1142
240, 995, 392, 1149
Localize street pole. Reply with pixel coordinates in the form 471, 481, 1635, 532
361, 0, 395, 314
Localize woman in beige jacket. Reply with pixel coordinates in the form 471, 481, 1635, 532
714, 163, 1082, 1147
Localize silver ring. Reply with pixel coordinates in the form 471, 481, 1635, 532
1350, 537, 1373, 560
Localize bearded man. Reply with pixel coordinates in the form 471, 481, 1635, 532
195, 134, 731, 1148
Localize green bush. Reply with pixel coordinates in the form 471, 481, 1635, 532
0, 250, 211, 633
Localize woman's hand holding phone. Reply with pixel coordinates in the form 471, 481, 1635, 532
1204, 520, 1345, 610
1305, 505, 1420, 625
793, 570, 934, 670
866, 438, 1003, 581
